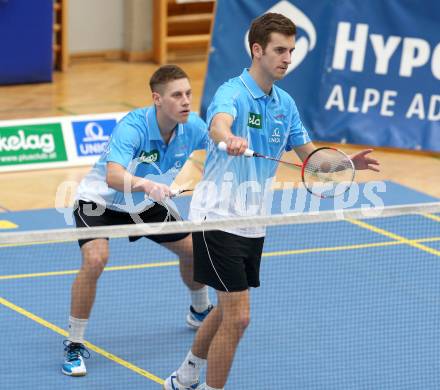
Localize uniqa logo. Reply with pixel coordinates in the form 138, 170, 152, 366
244, 1, 316, 75
0, 130, 55, 153
83, 122, 109, 142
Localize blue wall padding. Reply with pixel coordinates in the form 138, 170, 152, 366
0, 0, 53, 84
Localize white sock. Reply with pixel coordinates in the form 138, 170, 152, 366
205, 385, 223, 390
190, 286, 211, 313
68, 316, 88, 344
176, 350, 206, 385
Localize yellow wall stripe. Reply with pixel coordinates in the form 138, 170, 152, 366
0, 296, 164, 385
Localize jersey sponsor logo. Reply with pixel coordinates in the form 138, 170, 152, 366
269, 128, 281, 143
244, 1, 316, 75
248, 112, 262, 128
139, 149, 160, 164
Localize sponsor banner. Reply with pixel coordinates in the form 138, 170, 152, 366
201, 0, 440, 151
0, 123, 67, 166
72, 119, 115, 157
0, 112, 126, 172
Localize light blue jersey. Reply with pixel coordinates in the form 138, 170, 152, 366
190, 69, 311, 237
77, 106, 207, 213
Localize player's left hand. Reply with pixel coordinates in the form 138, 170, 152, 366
350, 149, 380, 171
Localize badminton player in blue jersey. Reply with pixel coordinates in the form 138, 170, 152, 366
164, 13, 379, 390
62, 65, 213, 377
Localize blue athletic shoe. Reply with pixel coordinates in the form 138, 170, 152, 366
62, 340, 90, 376
163, 371, 201, 389
186, 304, 214, 329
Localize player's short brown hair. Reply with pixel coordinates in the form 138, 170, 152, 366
248, 13, 296, 58
149, 65, 189, 93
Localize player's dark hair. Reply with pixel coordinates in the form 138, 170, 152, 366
248, 13, 296, 58
149, 65, 189, 93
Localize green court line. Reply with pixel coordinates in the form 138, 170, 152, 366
120, 101, 138, 109
0, 107, 61, 114
2, 236, 440, 281
58, 101, 131, 109
0, 297, 164, 385
56, 106, 78, 115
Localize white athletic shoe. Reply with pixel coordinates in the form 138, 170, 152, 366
62, 340, 90, 376
163, 371, 201, 389
186, 305, 214, 330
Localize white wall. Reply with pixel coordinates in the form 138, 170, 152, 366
68, 0, 125, 54
124, 0, 152, 52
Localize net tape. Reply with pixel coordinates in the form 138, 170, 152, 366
0, 202, 439, 246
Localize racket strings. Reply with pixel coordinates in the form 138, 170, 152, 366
303, 149, 355, 197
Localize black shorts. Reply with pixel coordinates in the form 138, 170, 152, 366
74, 200, 189, 247
193, 230, 265, 292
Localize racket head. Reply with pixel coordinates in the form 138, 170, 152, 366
301, 147, 355, 198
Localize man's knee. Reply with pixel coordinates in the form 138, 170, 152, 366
236, 313, 251, 331
166, 235, 194, 260
224, 312, 250, 333
81, 241, 109, 278
84, 254, 108, 278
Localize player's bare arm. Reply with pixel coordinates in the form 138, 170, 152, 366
210, 113, 248, 156
106, 162, 172, 201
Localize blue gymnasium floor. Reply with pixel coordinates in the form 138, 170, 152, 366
1, 181, 440, 389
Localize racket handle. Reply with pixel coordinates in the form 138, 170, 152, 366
170, 189, 180, 197
217, 141, 255, 157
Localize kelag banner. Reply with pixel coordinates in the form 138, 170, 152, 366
201, 0, 440, 151
0, 124, 67, 166
0, 112, 126, 172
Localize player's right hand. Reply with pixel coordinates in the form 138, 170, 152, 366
225, 136, 248, 156
144, 181, 173, 202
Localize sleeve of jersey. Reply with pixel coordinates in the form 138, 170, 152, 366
105, 122, 141, 168
192, 114, 209, 150
286, 100, 311, 151
206, 84, 238, 127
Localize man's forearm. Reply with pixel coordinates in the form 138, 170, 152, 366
209, 113, 235, 144
106, 163, 148, 193
210, 122, 233, 144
